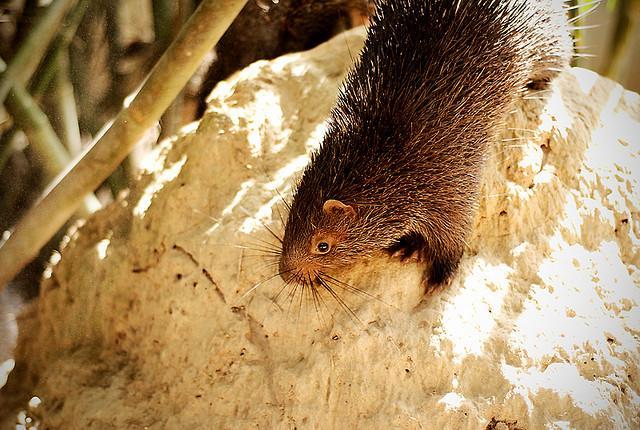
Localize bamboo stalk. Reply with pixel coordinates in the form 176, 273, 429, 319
0, 0, 78, 105
0, 0, 249, 290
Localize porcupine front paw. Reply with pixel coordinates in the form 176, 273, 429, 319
427, 257, 460, 286
526, 77, 552, 91
388, 234, 463, 288
389, 245, 425, 263
387, 234, 427, 263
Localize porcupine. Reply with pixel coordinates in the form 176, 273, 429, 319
278, 0, 573, 290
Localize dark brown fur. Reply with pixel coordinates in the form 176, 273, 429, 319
279, 0, 572, 288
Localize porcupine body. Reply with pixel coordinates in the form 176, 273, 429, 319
279, 0, 572, 287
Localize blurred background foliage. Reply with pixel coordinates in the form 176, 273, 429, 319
0, 0, 637, 300
573, 0, 640, 90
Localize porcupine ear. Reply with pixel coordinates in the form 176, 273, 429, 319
323, 199, 357, 220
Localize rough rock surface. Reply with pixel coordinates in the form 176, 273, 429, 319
1, 27, 639, 429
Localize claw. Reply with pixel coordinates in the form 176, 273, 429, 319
391, 247, 423, 263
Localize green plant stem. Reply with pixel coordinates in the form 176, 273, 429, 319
0, 129, 25, 173
7, 87, 70, 179
0, 0, 88, 172
29, 0, 90, 100
157, 0, 194, 138
0, 0, 249, 290
153, 0, 175, 49
605, 1, 640, 78
2, 60, 101, 217
161, 93, 186, 138
51, 49, 83, 155
0, 0, 78, 105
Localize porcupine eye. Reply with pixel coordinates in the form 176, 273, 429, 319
316, 241, 330, 254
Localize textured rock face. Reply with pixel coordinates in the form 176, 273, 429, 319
1, 27, 639, 429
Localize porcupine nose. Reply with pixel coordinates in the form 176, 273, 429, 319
279, 255, 316, 285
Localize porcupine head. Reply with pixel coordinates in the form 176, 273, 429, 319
278, 195, 364, 288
